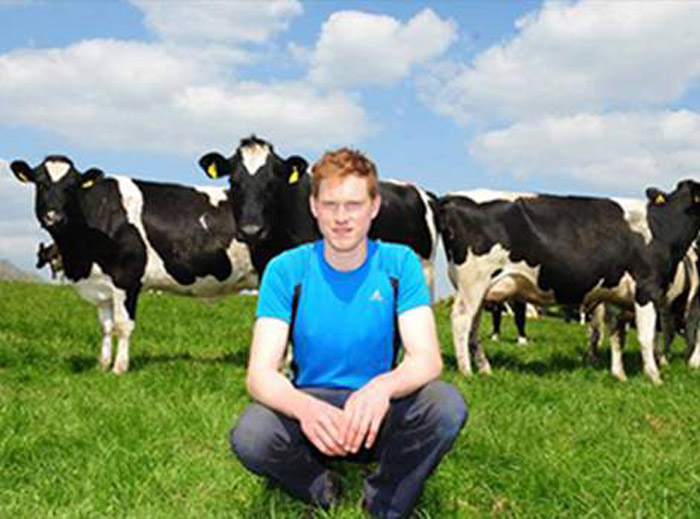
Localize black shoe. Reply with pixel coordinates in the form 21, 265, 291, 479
319, 471, 342, 509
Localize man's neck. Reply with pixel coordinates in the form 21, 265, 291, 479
323, 239, 368, 271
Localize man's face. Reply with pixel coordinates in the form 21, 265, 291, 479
310, 175, 380, 255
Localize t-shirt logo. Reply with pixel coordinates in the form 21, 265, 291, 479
370, 289, 383, 302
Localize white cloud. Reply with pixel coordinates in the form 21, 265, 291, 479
420, 1, 700, 124
308, 8, 456, 88
131, 0, 303, 45
0, 159, 49, 275
470, 111, 700, 192
0, 38, 371, 155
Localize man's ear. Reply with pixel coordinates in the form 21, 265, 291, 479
10, 160, 36, 183
81, 168, 105, 189
198, 152, 231, 180
646, 187, 667, 205
309, 194, 318, 219
371, 193, 382, 220
285, 155, 308, 185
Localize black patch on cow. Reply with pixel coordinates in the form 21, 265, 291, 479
136, 181, 236, 285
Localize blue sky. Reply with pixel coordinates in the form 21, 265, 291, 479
2, 0, 700, 284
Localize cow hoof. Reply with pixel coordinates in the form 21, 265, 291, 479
612, 371, 627, 382
98, 356, 111, 371
689, 356, 700, 369
517, 337, 528, 346
645, 371, 663, 385
490, 334, 499, 342
658, 355, 669, 367
113, 359, 129, 375
478, 362, 492, 376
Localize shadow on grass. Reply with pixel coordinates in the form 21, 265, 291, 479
66, 349, 249, 374
442, 349, 646, 378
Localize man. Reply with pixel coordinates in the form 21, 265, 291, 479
231, 148, 467, 518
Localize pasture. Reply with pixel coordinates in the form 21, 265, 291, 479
2, 280, 700, 518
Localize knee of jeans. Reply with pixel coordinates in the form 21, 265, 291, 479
230, 405, 283, 468
424, 381, 469, 439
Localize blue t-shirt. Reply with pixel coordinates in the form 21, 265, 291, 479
256, 239, 430, 390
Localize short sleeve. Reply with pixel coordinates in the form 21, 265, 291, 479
256, 255, 293, 322
397, 248, 430, 314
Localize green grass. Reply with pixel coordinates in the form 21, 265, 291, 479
2, 281, 700, 518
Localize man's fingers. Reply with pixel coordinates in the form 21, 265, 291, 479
364, 415, 382, 450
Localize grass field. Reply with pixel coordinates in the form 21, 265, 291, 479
2, 280, 700, 518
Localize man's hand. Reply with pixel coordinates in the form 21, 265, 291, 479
295, 396, 349, 457
342, 380, 392, 453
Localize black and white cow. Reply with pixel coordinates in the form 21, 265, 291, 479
439, 182, 700, 384
12, 155, 257, 374
587, 241, 700, 378
198, 136, 440, 298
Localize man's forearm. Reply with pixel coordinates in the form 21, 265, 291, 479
370, 351, 443, 400
247, 370, 314, 420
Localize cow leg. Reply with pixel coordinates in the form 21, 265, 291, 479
96, 305, 115, 371
470, 307, 492, 374
451, 293, 474, 376
490, 304, 501, 342
686, 295, 700, 368
587, 304, 605, 366
656, 303, 673, 367
420, 259, 435, 304
609, 312, 628, 382
513, 301, 528, 345
112, 287, 139, 375
634, 302, 662, 385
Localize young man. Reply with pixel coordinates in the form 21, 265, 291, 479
231, 148, 467, 518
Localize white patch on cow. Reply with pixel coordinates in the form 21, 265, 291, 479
199, 214, 209, 231
241, 142, 270, 176
612, 197, 652, 245
449, 189, 536, 203
45, 160, 71, 182
194, 185, 228, 207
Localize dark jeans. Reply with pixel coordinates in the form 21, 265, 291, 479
230, 380, 468, 519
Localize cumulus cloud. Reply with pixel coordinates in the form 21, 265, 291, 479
421, 1, 700, 124
0, 159, 48, 275
131, 0, 303, 45
0, 37, 371, 155
470, 111, 700, 192
308, 8, 456, 88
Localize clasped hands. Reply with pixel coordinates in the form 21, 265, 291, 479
297, 382, 391, 456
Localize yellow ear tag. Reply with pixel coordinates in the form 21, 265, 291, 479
654, 194, 666, 205
694, 195, 700, 204
289, 167, 299, 185
207, 164, 218, 179
18, 173, 29, 183
82, 180, 95, 189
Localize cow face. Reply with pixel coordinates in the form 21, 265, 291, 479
11, 155, 104, 232
199, 136, 308, 244
647, 180, 700, 214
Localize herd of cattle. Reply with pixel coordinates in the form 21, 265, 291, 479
10, 136, 700, 384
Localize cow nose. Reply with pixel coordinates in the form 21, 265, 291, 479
239, 224, 266, 242
43, 211, 64, 228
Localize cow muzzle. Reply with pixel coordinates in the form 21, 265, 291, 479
42, 210, 65, 229
238, 224, 268, 243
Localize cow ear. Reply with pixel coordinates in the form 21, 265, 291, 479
10, 160, 36, 183
199, 152, 230, 180
646, 188, 667, 205
285, 156, 308, 185
81, 168, 104, 189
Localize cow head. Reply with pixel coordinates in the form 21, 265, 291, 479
11, 155, 104, 232
647, 180, 700, 212
198, 136, 308, 244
